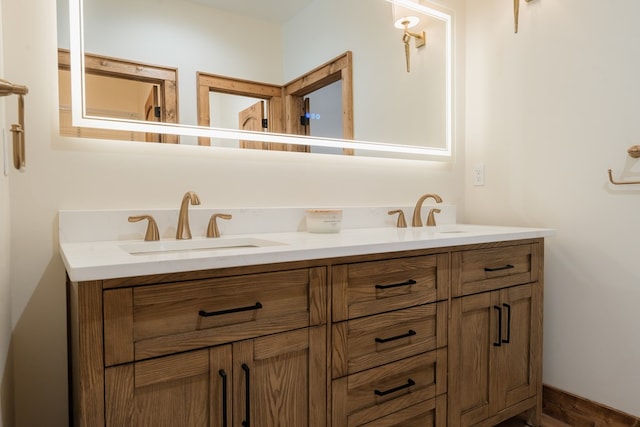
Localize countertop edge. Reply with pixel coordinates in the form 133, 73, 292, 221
62, 226, 554, 282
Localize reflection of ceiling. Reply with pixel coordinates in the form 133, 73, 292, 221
189, 0, 313, 23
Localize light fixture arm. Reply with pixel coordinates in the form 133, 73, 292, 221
400, 23, 426, 73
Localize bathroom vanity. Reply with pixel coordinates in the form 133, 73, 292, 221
61, 212, 551, 427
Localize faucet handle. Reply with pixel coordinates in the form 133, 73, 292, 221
426, 208, 441, 227
388, 210, 407, 228
128, 215, 160, 241
207, 213, 233, 238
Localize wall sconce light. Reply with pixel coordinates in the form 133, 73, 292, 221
0, 78, 28, 170
392, 1, 426, 72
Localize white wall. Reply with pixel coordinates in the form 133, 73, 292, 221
0, 135, 11, 427
465, 0, 640, 418
0, 2, 14, 425
2, 0, 466, 425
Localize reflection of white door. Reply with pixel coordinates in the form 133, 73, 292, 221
239, 100, 267, 150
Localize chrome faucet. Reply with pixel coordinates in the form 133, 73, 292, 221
176, 191, 201, 239
412, 193, 443, 227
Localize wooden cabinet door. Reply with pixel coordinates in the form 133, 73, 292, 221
497, 284, 540, 413
449, 283, 540, 427
233, 326, 327, 427
105, 349, 214, 427
449, 290, 500, 427
105, 327, 326, 427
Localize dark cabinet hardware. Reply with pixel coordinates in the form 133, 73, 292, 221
375, 330, 417, 344
199, 302, 263, 318
484, 264, 514, 272
503, 303, 511, 344
493, 305, 502, 347
242, 363, 251, 427
219, 369, 228, 427
375, 279, 417, 290
374, 379, 416, 397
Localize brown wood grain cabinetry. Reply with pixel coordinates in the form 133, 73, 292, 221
104, 327, 326, 427
68, 238, 544, 427
331, 253, 450, 427
68, 266, 327, 427
449, 242, 543, 427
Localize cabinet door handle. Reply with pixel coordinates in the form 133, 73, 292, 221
375, 329, 417, 344
502, 303, 511, 344
493, 305, 502, 347
375, 279, 417, 290
241, 363, 251, 427
218, 369, 228, 427
374, 378, 416, 397
484, 264, 514, 272
199, 302, 263, 318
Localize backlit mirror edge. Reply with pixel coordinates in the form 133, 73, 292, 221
68, 0, 454, 159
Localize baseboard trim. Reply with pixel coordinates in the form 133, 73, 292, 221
543, 384, 640, 426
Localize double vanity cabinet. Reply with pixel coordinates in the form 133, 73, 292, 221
64, 227, 547, 427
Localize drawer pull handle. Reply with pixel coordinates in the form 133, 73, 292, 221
375, 279, 417, 290
242, 363, 251, 427
375, 329, 417, 344
219, 370, 228, 427
199, 302, 263, 318
374, 378, 416, 397
503, 303, 511, 344
494, 305, 502, 347
484, 264, 514, 272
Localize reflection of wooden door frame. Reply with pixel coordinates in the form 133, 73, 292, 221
196, 51, 353, 154
284, 51, 354, 155
196, 73, 284, 147
58, 49, 179, 143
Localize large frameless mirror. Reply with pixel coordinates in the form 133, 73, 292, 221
57, 0, 453, 158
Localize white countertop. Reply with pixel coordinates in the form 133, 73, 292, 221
60, 224, 554, 282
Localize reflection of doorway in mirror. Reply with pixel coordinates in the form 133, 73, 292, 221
197, 51, 352, 154
57, 49, 179, 143
58, 69, 154, 141
304, 80, 345, 155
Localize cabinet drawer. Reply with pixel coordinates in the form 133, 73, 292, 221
103, 267, 326, 364
332, 254, 448, 322
332, 302, 447, 378
332, 348, 447, 427
452, 243, 538, 297
354, 395, 447, 427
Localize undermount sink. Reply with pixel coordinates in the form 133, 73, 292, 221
434, 225, 470, 234
120, 237, 285, 256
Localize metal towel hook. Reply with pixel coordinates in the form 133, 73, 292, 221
608, 145, 640, 185
0, 78, 28, 170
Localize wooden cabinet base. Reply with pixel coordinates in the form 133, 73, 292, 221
68, 238, 545, 427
